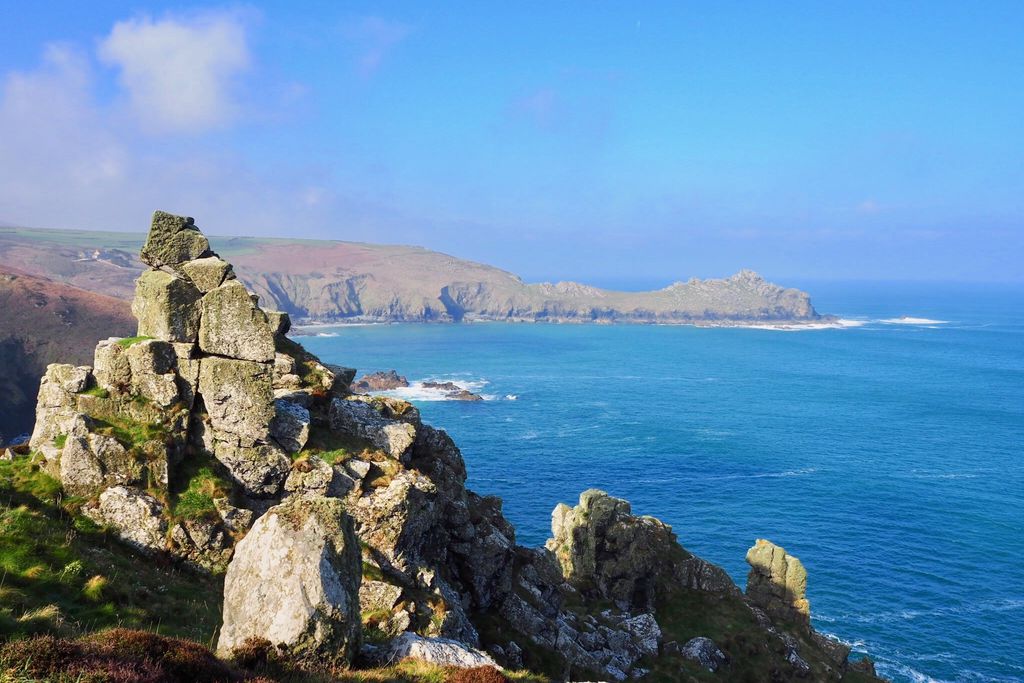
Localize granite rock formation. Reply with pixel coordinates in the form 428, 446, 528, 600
25, 211, 880, 680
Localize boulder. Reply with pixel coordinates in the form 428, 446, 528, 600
351, 370, 408, 393
125, 339, 180, 407
213, 441, 291, 499
283, 456, 354, 499
59, 432, 141, 497
745, 539, 811, 628
140, 211, 211, 270
218, 496, 361, 667
93, 338, 132, 392
132, 269, 202, 343
85, 486, 167, 555
270, 399, 310, 453
169, 518, 233, 572
179, 256, 234, 293
329, 397, 417, 459
198, 280, 275, 363
382, 632, 498, 669
197, 357, 274, 443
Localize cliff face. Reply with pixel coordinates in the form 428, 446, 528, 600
21, 211, 878, 682
0, 267, 134, 441
0, 227, 820, 325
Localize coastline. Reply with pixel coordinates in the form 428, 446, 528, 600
291, 314, 848, 335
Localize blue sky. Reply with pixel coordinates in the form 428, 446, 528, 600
1, 2, 1021, 283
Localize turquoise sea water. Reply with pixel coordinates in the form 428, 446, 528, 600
300, 282, 1024, 683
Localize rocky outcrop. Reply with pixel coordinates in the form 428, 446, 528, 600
351, 370, 408, 392
24, 211, 880, 680
745, 538, 811, 628
218, 495, 361, 666
547, 489, 736, 610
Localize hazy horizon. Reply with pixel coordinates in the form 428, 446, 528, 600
1, 2, 1021, 284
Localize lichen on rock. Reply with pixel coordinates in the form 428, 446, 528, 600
217, 495, 361, 666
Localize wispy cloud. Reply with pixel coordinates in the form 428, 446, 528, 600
98, 10, 252, 133
342, 16, 413, 78
0, 35, 333, 234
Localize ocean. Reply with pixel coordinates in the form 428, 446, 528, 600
299, 281, 1024, 683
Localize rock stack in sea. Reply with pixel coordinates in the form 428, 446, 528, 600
28, 211, 883, 681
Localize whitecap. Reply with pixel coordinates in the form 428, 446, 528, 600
879, 317, 950, 325
378, 377, 495, 402
740, 318, 868, 331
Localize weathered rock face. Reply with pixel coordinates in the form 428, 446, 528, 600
218, 496, 361, 666
84, 486, 168, 555
132, 269, 202, 343
198, 279, 275, 362
140, 211, 211, 271
547, 489, 737, 611
180, 256, 234, 293
745, 539, 811, 628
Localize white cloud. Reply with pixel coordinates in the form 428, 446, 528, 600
98, 11, 250, 133
0, 39, 335, 235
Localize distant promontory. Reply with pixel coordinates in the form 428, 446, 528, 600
0, 226, 821, 325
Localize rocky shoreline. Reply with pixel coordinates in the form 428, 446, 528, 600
19, 211, 884, 681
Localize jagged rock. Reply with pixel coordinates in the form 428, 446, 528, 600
30, 366, 93, 461
140, 211, 211, 270
93, 338, 132, 391
197, 357, 274, 443
85, 486, 167, 555
198, 280, 275, 363
671, 637, 727, 672
0, 449, 13, 461
329, 396, 417, 459
547, 489, 736, 610
283, 456, 354, 499
132, 269, 202, 343
351, 370, 408, 393
326, 364, 357, 388
180, 256, 233, 293
745, 539, 811, 628
125, 339, 180, 407
270, 399, 310, 453
266, 310, 290, 336
218, 495, 361, 667
812, 631, 852, 666
850, 657, 878, 676
213, 441, 291, 499
381, 632, 498, 669
214, 497, 255, 533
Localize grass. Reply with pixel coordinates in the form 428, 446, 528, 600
295, 424, 372, 466
52, 434, 66, 450
90, 414, 167, 451
0, 457, 223, 643
169, 453, 233, 522
79, 385, 109, 398
116, 335, 152, 349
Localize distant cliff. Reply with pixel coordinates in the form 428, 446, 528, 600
0, 226, 821, 325
0, 267, 133, 440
